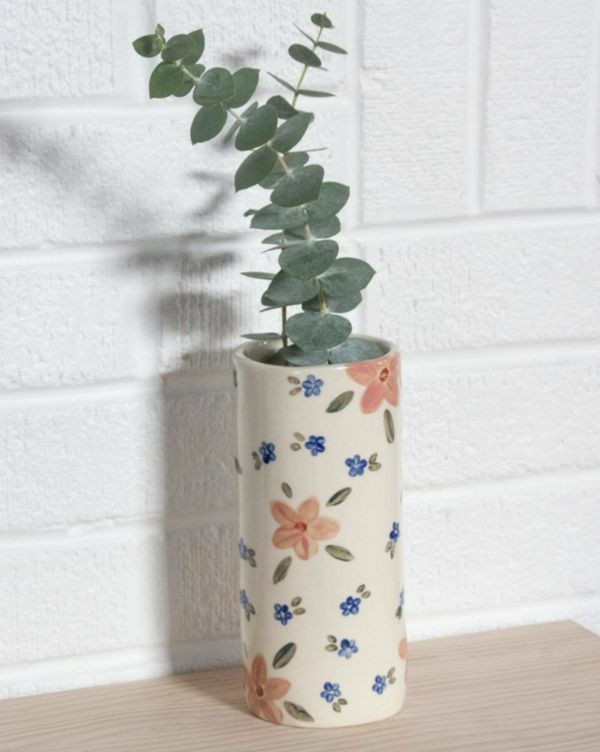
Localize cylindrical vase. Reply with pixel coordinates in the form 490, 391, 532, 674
233, 337, 405, 728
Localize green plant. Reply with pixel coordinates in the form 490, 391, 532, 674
133, 12, 382, 366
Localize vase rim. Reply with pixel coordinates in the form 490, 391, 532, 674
232, 334, 397, 372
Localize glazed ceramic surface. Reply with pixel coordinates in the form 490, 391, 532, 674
232, 338, 406, 728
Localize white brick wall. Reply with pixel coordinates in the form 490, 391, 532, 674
1, 0, 599, 698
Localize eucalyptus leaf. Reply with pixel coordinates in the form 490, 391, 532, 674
302, 291, 361, 313
133, 34, 161, 58
268, 72, 296, 92
226, 68, 259, 107
319, 258, 376, 296
288, 44, 321, 67
251, 203, 308, 230
265, 271, 319, 305
241, 332, 281, 340
287, 214, 341, 240
182, 29, 205, 64
325, 544, 354, 562
235, 144, 278, 191
293, 24, 316, 45
190, 104, 227, 144
193, 67, 235, 105
317, 40, 347, 54
279, 239, 338, 280
259, 152, 309, 189
162, 32, 203, 63
267, 95, 298, 120
306, 182, 350, 220
280, 346, 328, 366
311, 13, 334, 28
223, 100, 258, 143
261, 231, 287, 245
173, 78, 194, 97
270, 112, 314, 153
235, 104, 278, 151
149, 62, 185, 98
329, 337, 385, 364
285, 311, 351, 351
296, 88, 334, 98
271, 164, 324, 207
273, 642, 297, 669
241, 271, 276, 280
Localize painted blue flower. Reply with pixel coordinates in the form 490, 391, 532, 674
340, 596, 361, 616
302, 374, 324, 397
238, 538, 249, 560
372, 675, 387, 694
304, 435, 326, 456
399, 588, 405, 607
337, 638, 358, 659
273, 603, 293, 625
389, 521, 400, 542
345, 454, 368, 477
320, 682, 342, 703
240, 589, 249, 607
259, 441, 276, 464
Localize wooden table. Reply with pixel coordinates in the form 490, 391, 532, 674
1, 621, 598, 751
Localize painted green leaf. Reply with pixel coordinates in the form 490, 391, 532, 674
273, 556, 292, 584
271, 165, 324, 208
226, 68, 259, 107
285, 311, 351, 352
329, 337, 385, 364
326, 391, 354, 413
288, 44, 322, 67
279, 239, 338, 280
282, 482, 293, 498
303, 291, 361, 314
260, 152, 309, 189
384, 409, 395, 444
284, 701, 314, 722
317, 41, 347, 54
235, 104, 278, 151
265, 271, 319, 305
234, 457, 242, 474
270, 112, 314, 153
332, 702, 341, 713
190, 104, 227, 143
311, 13, 334, 28
362, 590, 371, 598
306, 182, 350, 220
319, 258, 376, 297
327, 487, 352, 507
133, 34, 162, 58
327, 634, 337, 643
149, 62, 185, 98
325, 644, 337, 652
193, 67, 235, 105
251, 203, 308, 230
396, 605, 403, 619
290, 596, 302, 607
267, 95, 298, 120
273, 642, 297, 669
293, 607, 306, 615
325, 544, 354, 562
235, 145, 278, 191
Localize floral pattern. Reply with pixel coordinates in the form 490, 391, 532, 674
338, 638, 358, 659
243, 653, 291, 724
271, 497, 340, 560
340, 595, 361, 616
396, 588, 405, 619
304, 435, 326, 456
386, 521, 400, 558
347, 354, 399, 414
302, 374, 324, 397
240, 589, 255, 622
345, 454, 368, 477
259, 441, 276, 464
372, 675, 387, 695
273, 603, 293, 626
321, 681, 341, 703
239, 537, 256, 567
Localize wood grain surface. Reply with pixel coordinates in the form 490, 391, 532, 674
1, 621, 598, 751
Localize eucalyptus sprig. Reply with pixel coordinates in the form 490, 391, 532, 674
133, 12, 381, 366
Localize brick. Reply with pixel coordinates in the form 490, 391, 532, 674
0, 522, 236, 664
0, 389, 236, 530
0, 258, 156, 389
361, 0, 469, 222
405, 475, 600, 613
361, 225, 600, 352
404, 359, 600, 488
485, 0, 592, 209
0, 101, 352, 250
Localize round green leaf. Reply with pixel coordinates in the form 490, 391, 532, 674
267, 95, 298, 120
285, 311, 352, 351
317, 40, 347, 54
279, 239, 338, 280
190, 104, 227, 144
235, 145, 278, 191
182, 29, 205, 64
311, 13, 334, 28
288, 44, 321, 68
161, 33, 198, 63
226, 68, 259, 107
149, 62, 185, 98
235, 104, 278, 151
329, 337, 386, 364
281, 346, 328, 366
270, 112, 314, 153
307, 182, 350, 220
319, 258, 376, 296
193, 67, 235, 105
173, 78, 194, 97
260, 152, 309, 189
302, 291, 362, 313
133, 34, 161, 58
265, 271, 319, 305
250, 203, 308, 230
271, 164, 324, 207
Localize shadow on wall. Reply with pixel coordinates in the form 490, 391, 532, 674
0, 116, 244, 704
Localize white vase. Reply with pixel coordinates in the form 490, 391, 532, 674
232, 337, 406, 728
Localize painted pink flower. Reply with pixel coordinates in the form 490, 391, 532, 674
271, 497, 340, 560
346, 354, 399, 414
243, 653, 290, 724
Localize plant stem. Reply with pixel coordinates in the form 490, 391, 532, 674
291, 26, 323, 108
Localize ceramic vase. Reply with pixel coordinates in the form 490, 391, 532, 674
232, 337, 406, 728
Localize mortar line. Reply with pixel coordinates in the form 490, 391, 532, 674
583, 0, 600, 206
